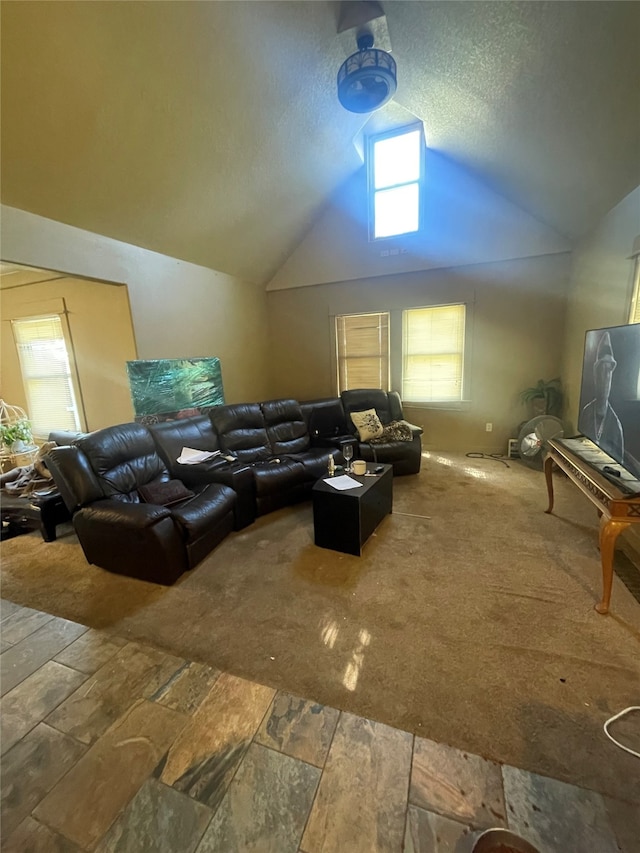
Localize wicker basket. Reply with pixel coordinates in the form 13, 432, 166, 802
0, 399, 37, 469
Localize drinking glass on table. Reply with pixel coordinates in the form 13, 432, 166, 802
343, 444, 353, 473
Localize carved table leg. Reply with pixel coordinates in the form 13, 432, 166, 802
543, 455, 555, 514
596, 517, 630, 614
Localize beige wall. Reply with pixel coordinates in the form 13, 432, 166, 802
1, 278, 137, 431
267, 252, 571, 453
1, 206, 271, 414
268, 150, 570, 291
561, 186, 640, 432
266, 143, 572, 453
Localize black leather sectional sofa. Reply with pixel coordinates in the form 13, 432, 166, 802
46, 390, 422, 583
301, 389, 423, 477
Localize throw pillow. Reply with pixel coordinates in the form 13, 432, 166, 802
138, 478, 194, 507
370, 420, 414, 443
350, 408, 384, 442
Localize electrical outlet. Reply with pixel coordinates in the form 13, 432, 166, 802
485, 422, 493, 432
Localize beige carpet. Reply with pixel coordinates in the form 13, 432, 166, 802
2, 452, 640, 804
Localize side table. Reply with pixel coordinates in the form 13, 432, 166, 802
544, 437, 640, 614
1, 490, 71, 542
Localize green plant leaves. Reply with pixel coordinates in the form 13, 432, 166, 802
0, 418, 33, 448
519, 379, 563, 416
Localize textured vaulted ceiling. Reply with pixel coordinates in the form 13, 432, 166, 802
2, 1, 639, 286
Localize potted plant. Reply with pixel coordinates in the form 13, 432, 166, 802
520, 378, 563, 418
0, 417, 35, 453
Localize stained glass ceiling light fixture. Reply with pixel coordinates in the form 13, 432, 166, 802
337, 31, 397, 114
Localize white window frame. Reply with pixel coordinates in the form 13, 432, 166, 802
335, 311, 390, 394
401, 304, 466, 404
629, 254, 640, 324
11, 313, 83, 439
367, 123, 424, 241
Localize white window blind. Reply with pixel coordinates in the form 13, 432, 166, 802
402, 304, 466, 402
11, 315, 81, 436
336, 312, 390, 393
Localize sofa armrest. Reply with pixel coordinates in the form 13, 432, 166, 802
48, 429, 86, 446
310, 434, 357, 451
401, 421, 424, 436
46, 445, 103, 513
175, 457, 236, 487
78, 499, 171, 528
203, 462, 252, 487
175, 462, 256, 529
207, 464, 256, 529
73, 500, 187, 583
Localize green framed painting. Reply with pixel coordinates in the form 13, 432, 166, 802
126, 357, 224, 423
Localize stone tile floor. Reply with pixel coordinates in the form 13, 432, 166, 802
0, 599, 637, 853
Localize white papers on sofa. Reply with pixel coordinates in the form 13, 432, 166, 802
323, 474, 363, 490
177, 447, 221, 465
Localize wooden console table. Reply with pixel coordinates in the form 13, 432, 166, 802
544, 438, 640, 614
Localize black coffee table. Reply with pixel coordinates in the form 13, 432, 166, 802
312, 464, 393, 555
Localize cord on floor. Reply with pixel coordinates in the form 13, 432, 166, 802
603, 706, 640, 758
465, 452, 510, 468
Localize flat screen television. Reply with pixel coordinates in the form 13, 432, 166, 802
577, 323, 640, 481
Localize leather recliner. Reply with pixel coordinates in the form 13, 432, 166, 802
210, 401, 308, 516
46, 422, 236, 584
300, 397, 359, 462
261, 398, 339, 485
340, 389, 424, 475
148, 415, 256, 530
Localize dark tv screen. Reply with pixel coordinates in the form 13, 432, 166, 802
577, 323, 640, 480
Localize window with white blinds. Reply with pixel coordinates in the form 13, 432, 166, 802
629, 256, 640, 324
11, 315, 81, 437
402, 304, 466, 402
336, 312, 390, 393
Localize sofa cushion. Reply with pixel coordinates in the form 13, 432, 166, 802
138, 478, 195, 507
170, 483, 236, 542
341, 389, 393, 425
350, 408, 384, 442
76, 422, 167, 498
209, 403, 271, 464
149, 415, 219, 475
301, 398, 349, 438
261, 399, 310, 455
252, 459, 306, 516
252, 459, 305, 497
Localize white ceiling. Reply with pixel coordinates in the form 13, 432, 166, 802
1, 1, 639, 286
